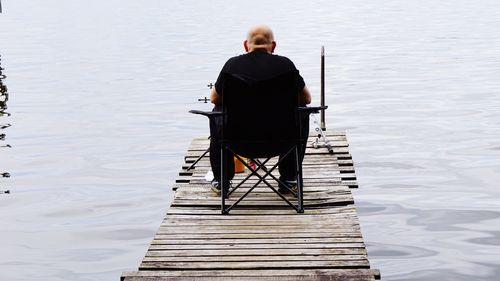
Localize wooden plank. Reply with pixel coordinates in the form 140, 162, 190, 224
162, 215, 359, 223
166, 206, 357, 216
172, 187, 353, 195
157, 220, 360, 227
184, 178, 346, 185
165, 207, 357, 214
183, 171, 355, 179
142, 255, 368, 263
171, 192, 354, 200
155, 226, 361, 234
147, 243, 365, 250
173, 186, 352, 194
150, 238, 363, 244
173, 181, 359, 189
182, 168, 355, 177
172, 187, 352, 194
170, 194, 354, 201
152, 233, 365, 241
121, 272, 379, 281
145, 248, 368, 257
139, 260, 370, 270
123, 276, 376, 281
122, 268, 380, 278
170, 200, 354, 208
179, 168, 352, 176
161, 219, 358, 227
172, 193, 353, 202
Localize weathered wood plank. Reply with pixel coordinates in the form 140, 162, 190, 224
182, 168, 355, 177
156, 226, 361, 235
162, 215, 358, 224
122, 268, 380, 278
170, 200, 354, 208
182, 179, 352, 186
152, 232, 364, 240
139, 260, 370, 270
150, 237, 363, 244
147, 242, 366, 250
166, 206, 357, 215
144, 248, 367, 257
172, 188, 353, 196
142, 255, 368, 262
161, 218, 358, 227
122, 267, 381, 280
123, 276, 376, 281
172, 193, 353, 202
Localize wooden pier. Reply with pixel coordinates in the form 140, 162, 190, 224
121, 131, 380, 281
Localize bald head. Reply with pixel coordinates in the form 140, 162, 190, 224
244, 25, 276, 53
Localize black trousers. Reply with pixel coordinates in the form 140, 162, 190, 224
209, 108, 309, 183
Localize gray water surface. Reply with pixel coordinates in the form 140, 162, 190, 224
1, 0, 500, 280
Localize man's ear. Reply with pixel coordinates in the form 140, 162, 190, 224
271, 41, 276, 53
244, 40, 249, 52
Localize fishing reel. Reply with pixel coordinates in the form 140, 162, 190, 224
311, 114, 333, 154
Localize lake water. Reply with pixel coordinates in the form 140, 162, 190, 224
1, 0, 500, 280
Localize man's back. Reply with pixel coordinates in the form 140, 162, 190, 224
215, 49, 305, 95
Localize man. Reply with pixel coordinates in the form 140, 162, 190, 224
209, 25, 311, 195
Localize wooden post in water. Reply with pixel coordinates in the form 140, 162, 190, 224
320, 46, 326, 131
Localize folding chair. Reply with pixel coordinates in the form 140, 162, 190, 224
190, 70, 325, 214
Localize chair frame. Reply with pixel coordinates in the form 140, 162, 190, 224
221, 144, 304, 214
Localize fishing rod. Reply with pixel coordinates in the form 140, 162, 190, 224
186, 83, 214, 171
311, 46, 334, 154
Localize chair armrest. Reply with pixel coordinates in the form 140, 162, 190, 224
189, 110, 223, 118
298, 106, 328, 114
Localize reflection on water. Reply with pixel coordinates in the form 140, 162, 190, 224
0, 53, 11, 195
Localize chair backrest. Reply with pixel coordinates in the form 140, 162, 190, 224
221, 70, 302, 158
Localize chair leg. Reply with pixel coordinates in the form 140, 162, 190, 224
220, 147, 228, 215
295, 147, 304, 213
186, 146, 209, 171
